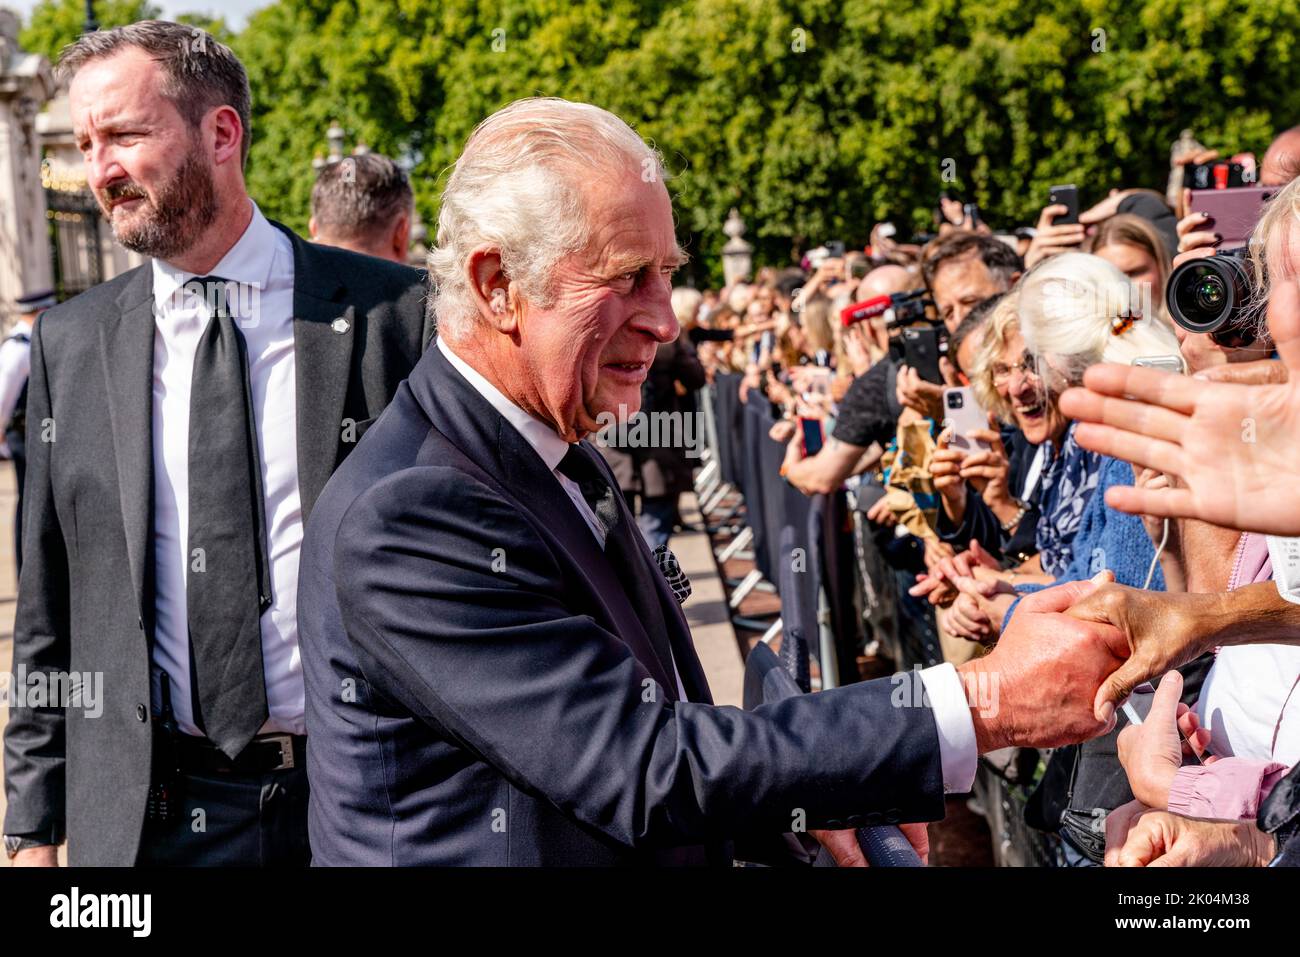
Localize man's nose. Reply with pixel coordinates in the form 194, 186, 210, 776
83, 144, 125, 192
636, 294, 679, 344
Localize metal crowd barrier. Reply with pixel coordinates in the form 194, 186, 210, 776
694, 379, 864, 690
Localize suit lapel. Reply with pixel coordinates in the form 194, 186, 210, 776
98, 267, 156, 625
409, 349, 680, 697
278, 225, 355, 522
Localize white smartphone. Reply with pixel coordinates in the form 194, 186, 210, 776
943, 386, 991, 452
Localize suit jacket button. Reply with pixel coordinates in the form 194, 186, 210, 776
846, 815, 863, 826
824, 818, 843, 829
136, 704, 148, 722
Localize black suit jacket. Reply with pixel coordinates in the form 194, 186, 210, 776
297, 345, 947, 866
2, 224, 430, 865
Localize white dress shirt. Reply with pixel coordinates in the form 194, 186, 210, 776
438, 338, 689, 699
150, 200, 305, 736
0, 316, 32, 457
917, 664, 979, 793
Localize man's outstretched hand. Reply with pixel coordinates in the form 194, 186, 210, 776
812, 823, 930, 867
958, 574, 1127, 752
1058, 280, 1300, 535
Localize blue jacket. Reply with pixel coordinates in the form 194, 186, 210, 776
1003, 457, 1163, 630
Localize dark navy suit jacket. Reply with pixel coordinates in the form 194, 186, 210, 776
297, 345, 947, 865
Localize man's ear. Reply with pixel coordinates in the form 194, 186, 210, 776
208, 105, 244, 168
308, 215, 319, 240
391, 211, 411, 263
465, 245, 518, 334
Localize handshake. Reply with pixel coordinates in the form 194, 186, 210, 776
949, 572, 1127, 752
949, 570, 1228, 752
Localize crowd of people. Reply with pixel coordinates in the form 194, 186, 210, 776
1, 18, 1298, 872
657, 127, 1300, 866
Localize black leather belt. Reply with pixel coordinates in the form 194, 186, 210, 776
173, 731, 306, 775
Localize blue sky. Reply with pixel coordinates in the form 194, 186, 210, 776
6, 0, 268, 31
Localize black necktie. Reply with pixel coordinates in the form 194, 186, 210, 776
184, 275, 271, 758
556, 444, 621, 543
556, 444, 679, 700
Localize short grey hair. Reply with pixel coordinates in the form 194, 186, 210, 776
428, 97, 668, 340
58, 20, 252, 169
312, 153, 414, 240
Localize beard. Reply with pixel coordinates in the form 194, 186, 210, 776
99, 148, 218, 261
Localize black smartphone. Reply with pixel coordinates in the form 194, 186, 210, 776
1048, 184, 1079, 225
1184, 160, 1250, 191
856, 481, 888, 513
963, 203, 981, 229
799, 417, 824, 456
902, 325, 946, 385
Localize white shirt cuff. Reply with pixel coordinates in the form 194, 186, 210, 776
918, 663, 978, 794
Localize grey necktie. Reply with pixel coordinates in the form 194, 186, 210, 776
184, 275, 272, 758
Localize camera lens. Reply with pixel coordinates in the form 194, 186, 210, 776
948, 392, 963, 408
1193, 275, 1225, 312
1167, 250, 1257, 345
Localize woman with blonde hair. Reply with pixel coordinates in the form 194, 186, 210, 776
920, 253, 1183, 644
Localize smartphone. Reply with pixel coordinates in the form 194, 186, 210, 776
855, 480, 888, 513
1132, 355, 1186, 374
943, 387, 991, 452
1188, 185, 1279, 249
799, 417, 825, 457
1183, 160, 1249, 191
1048, 184, 1079, 225
963, 203, 981, 229
825, 240, 846, 259
902, 325, 947, 385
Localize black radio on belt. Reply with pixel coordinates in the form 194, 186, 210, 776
145, 673, 184, 824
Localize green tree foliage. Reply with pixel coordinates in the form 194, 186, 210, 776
19, 0, 161, 64
29, 0, 1300, 282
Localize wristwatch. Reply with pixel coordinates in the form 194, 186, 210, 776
4, 834, 53, 859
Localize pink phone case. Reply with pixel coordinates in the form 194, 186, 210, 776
1190, 186, 1281, 248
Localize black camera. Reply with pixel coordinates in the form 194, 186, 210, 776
1166, 247, 1262, 347
883, 289, 935, 329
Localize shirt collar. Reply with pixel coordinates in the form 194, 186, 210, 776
151, 199, 277, 314
437, 337, 571, 471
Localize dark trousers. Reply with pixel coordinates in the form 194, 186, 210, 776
136, 764, 310, 866
637, 495, 677, 550
11, 441, 23, 574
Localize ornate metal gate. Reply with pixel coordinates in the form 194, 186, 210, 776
43, 183, 103, 301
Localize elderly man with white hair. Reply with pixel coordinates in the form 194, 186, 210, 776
296, 96, 1130, 866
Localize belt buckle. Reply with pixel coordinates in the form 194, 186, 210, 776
260, 733, 296, 771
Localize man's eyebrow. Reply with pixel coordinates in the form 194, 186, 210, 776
604, 248, 691, 274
